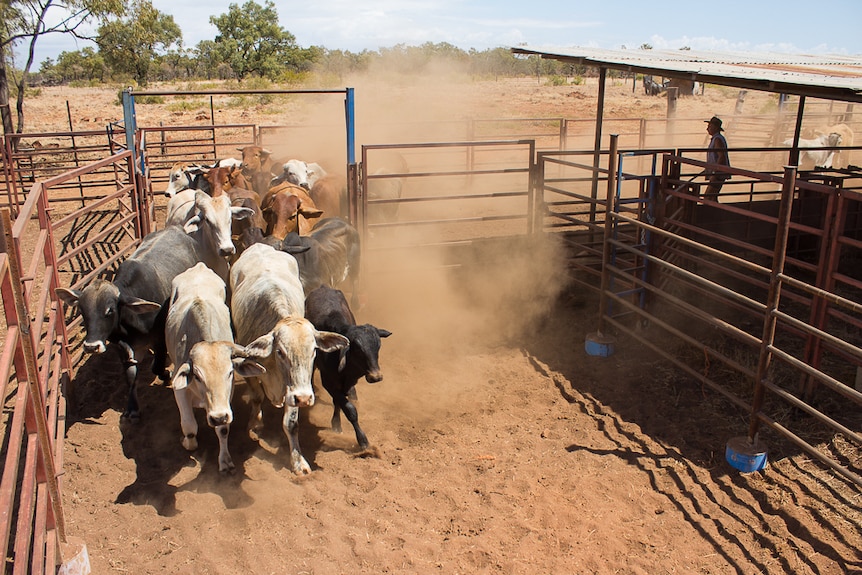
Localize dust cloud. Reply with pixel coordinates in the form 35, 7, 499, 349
265, 63, 576, 411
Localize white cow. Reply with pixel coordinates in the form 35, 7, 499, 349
173, 189, 255, 281
229, 243, 348, 474
163, 162, 208, 197
165, 262, 265, 473
165, 187, 197, 226
212, 157, 243, 170
275, 159, 327, 190
163, 159, 242, 197
784, 132, 843, 168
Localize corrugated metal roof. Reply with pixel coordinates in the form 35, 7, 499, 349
511, 46, 862, 102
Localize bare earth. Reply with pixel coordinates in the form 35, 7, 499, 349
29, 75, 860, 574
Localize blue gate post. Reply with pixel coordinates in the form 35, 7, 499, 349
345, 87, 355, 165
121, 88, 137, 167
344, 87, 358, 228
120, 88, 150, 234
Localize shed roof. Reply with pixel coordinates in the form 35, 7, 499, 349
511, 46, 862, 103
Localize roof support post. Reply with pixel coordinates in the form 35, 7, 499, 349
789, 95, 806, 166
589, 67, 607, 225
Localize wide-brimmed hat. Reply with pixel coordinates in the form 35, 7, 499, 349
705, 116, 724, 131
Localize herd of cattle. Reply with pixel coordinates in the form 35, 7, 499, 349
56, 145, 393, 475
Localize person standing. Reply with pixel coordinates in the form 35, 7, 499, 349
704, 116, 730, 201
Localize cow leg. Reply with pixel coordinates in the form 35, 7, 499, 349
173, 387, 198, 451
216, 424, 235, 474
150, 299, 171, 382
330, 404, 343, 434
334, 393, 369, 450
282, 406, 312, 475
246, 377, 265, 442
321, 379, 346, 432
118, 341, 140, 420
151, 338, 170, 382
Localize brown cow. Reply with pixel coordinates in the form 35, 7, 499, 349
260, 182, 323, 239
238, 145, 277, 196
204, 165, 232, 197
309, 173, 348, 219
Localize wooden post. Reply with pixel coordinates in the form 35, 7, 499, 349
735, 90, 747, 115
666, 87, 678, 136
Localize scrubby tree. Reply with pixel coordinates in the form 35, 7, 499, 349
0, 0, 123, 135
96, 0, 181, 86
209, 0, 312, 82
46, 46, 108, 83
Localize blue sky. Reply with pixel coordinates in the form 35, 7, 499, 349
20, 0, 862, 67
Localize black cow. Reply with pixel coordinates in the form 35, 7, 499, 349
281, 217, 361, 307
305, 285, 391, 450
56, 226, 202, 420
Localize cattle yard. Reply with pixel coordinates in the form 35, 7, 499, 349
1, 78, 862, 574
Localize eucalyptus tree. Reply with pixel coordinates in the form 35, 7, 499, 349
0, 0, 122, 135
96, 0, 181, 86
209, 0, 312, 81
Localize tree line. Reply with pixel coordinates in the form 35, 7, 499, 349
1, 0, 591, 135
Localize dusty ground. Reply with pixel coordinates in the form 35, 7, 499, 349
26, 74, 860, 574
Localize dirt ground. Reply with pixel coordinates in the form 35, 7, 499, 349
26, 74, 860, 574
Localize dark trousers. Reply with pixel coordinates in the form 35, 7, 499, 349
703, 176, 726, 201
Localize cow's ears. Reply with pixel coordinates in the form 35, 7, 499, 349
299, 207, 324, 219
316, 331, 349, 353
281, 244, 311, 255
121, 295, 162, 315
337, 347, 349, 372
245, 333, 274, 358
231, 206, 255, 221
56, 287, 82, 307
377, 328, 392, 339
234, 358, 266, 377
183, 215, 201, 234
172, 363, 190, 390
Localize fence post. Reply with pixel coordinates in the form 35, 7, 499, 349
639, 118, 646, 149
585, 134, 619, 357
749, 165, 797, 442
597, 134, 619, 335
559, 118, 566, 151
528, 142, 539, 235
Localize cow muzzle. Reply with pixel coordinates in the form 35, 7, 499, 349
207, 411, 232, 427
287, 391, 315, 408
366, 371, 383, 384
83, 340, 107, 354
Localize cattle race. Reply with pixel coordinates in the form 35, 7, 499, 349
3, 68, 862, 575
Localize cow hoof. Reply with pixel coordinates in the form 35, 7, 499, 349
182, 436, 198, 451
292, 458, 312, 475
356, 445, 381, 459
219, 462, 236, 475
